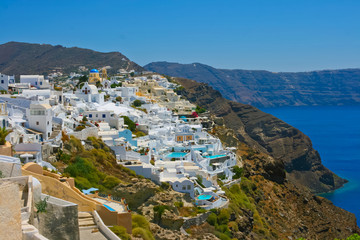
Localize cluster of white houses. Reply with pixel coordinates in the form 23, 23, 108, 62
0, 69, 241, 210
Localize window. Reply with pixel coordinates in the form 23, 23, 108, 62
40, 82, 43, 85
187, 185, 191, 190
1, 80, 3, 84
47, 121, 50, 125
89, 114, 93, 118
48, 132, 50, 137
36, 121, 39, 125
102, 114, 106, 118
96, 114, 98, 117
35, 82, 37, 85
30, 109, 45, 115
182, 186, 186, 190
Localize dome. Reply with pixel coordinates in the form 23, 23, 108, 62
90, 69, 99, 73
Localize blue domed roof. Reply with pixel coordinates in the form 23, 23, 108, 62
90, 69, 99, 73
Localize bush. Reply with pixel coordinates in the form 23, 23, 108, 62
160, 182, 170, 190
109, 226, 131, 240
174, 201, 184, 208
121, 116, 136, 132
232, 166, 243, 179
133, 99, 142, 107
153, 205, 170, 219
115, 96, 122, 102
75, 125, 86, 132
132, 214, 150, 230
207, 212, 217, 226
195, 105, 206, 114
103, 175, 121, 189
217, 209, 230, 225
132, 227, 154, 240
347, 234, 360, 240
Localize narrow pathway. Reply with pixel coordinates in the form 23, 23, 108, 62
78, 212, 107, 240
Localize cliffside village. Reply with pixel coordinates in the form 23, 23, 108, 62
0, 67, 241, 239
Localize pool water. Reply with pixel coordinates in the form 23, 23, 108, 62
197, 194, 212, 200
103, 204, 116, 211
167, 152, 188, 158
204, 154, 227, 159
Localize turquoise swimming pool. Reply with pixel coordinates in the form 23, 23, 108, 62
167, 152, 188, 158
103, 204, 116, 211
197, 194, 212, 200
204, 154, 227, 159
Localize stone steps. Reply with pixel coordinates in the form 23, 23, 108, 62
78, 212, 97, 229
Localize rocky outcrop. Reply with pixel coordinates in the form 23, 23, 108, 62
175, 77, 347, 193
211, 123, 359, 239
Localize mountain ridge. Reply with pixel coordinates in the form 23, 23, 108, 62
145, 61, 360, 107
0, 41, 144, 75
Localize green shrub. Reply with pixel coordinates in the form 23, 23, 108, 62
207, 212, 217, 226
217, 209, 230, 225
132, 214, 150, 230
174, 201, 184, 208
109, 226, 131, 240
103, 175, 121, 189
160, 182, 170, 190
195, 105, 206, 114
133, 99, 142, 107
121, 116, 136, 132
347, 234, 360, 240
74, 176, 92, 190
132, 227, 154, 240
232, 166, 243, 179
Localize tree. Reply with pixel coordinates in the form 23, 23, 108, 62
0, 127, 12, 145
96, 81, 102, 89
77, 75, 88, 88
133, 99, 142, 107
116, 96, 122, 102
121, 116, 136, 132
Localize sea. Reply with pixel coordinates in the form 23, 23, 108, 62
261, 106, 360, 224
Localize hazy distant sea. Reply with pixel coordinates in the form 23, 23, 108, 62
262, 106, 360, 224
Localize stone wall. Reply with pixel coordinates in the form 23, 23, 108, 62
0, 182, 22, 240
68, 127, 98, 140
0, 161, 22, 177
32, 194, 79, 240
182, 212, 211, 230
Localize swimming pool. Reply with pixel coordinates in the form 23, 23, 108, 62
197, 194, 212, 200
167, 152, 188, 158
204, 154, 227, 159
103, 204, 116, 212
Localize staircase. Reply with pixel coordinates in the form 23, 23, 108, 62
49, 124, 62, 140
78, 212, 108, 240
78, 212, 97, 229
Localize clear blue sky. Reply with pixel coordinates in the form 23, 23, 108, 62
1, 0, 359, 72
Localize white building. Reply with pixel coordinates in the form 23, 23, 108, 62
75, 82, 104, 104
20, 75, 50, 89
26, 104, 52, 141
0, 73, 15, 91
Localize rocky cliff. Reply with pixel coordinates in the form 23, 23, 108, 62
145, 61, 360, 107
175, 77, 347, 194
0, 41, 144, 75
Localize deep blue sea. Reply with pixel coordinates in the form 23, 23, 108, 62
261, 106, 360, 224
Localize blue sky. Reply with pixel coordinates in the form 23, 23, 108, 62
1, 0, 359, 72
